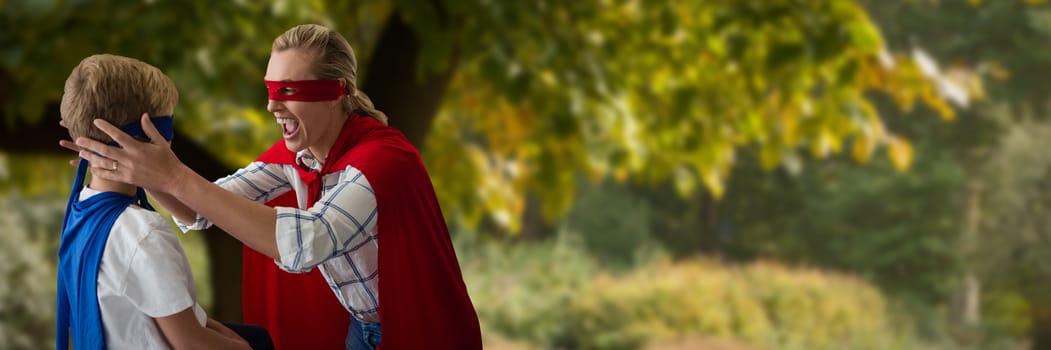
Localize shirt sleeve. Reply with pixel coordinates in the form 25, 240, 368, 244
275, 165, 378, 272
176, 161, 293, 231
122, 227, 201, 318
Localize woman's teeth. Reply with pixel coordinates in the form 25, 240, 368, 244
277, 118, 299, 134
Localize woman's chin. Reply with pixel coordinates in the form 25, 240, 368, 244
283, 139, 306, 153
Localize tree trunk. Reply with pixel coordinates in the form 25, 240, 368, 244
518, 193, 554, 241
949, 178, 982, 341
203, 228, 243, 321
949, 273, 981, 345
0, 103, 69, 153
361, 8, 457, 148
697, 191, 724, 258
1033, 305, 1051, 350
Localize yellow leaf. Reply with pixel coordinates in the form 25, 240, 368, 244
613, 167, 629, 183
810, 128, 837, 158
673, 166, 696, 198
540, 69, 558, 87
887, 136, 914, 172
780, 107, 800, 145
699, 167, 724, 200
921, 87, 956, 121
759, 144, 782, 171
851, 134, 875, 164
982, 62, 1010, 81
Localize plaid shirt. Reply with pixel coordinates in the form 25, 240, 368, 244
177, 151, 380, 323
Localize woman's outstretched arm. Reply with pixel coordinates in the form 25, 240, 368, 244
75, 114, 281, 259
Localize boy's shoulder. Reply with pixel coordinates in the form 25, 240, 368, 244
97, 196, 190, 287
115, 204, 179, 243
76, 188, 175, 240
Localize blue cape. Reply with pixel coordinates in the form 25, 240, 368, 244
56, 116, 174, 350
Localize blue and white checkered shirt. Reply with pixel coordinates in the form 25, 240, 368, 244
176, 151, 380, 323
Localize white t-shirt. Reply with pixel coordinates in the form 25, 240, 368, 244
83, 188, 207, 349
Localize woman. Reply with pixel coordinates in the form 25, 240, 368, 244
72, 24, 482, 350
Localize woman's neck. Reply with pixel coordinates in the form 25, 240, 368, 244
307, 111, 350, 162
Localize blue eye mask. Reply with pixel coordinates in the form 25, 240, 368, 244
111, 115, 175, 145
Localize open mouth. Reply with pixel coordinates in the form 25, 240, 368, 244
277, 117, 300, 138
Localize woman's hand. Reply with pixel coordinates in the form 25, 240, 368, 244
58, 120, 83, 167
73, 113, 186, 193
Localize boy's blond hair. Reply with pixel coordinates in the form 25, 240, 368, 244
61, 54, 178, 143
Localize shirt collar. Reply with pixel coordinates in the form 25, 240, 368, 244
295, 150, 324, 171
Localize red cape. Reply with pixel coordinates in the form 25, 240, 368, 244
242, 208, 348, 349
244, 115, 482, 349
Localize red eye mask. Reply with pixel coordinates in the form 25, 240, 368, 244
265, 79, 348, 101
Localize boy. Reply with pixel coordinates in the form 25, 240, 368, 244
56, 54, 267, 349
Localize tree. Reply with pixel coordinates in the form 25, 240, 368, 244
428, 1, 982, 234
0, 0, 973, 320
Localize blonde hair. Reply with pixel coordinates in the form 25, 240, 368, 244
60, 54, 178, 143
272, 24, 388, 125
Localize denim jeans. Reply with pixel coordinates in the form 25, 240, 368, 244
345, 316, 381, 350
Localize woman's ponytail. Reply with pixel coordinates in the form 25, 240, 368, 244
346, 86, 388, 125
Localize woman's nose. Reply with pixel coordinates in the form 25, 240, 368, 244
267, 99, 282, 112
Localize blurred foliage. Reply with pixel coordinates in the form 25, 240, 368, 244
0, 0, 390, 164
459, 233, 935, 350
860, 0, 1051, 345
982, 289, 1033, 339
0, 154, 74, 197
8, 0, 1051, 347
563, 179, 657, 269
559, 260, 904, 350
533, 1, 1051, 347
0, 194, 61, 350
0, 0, 975, 235
457, 232, 599, 346
867, 0, 1050, 113
975, 114, 1051, 314
426, 0, 980, 233
0, 154, 213, 346
721, 144, 966, 305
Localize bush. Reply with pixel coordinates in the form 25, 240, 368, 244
458, 232, 599, 345
459, 236, 928, 350
554, 258, 915, 350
